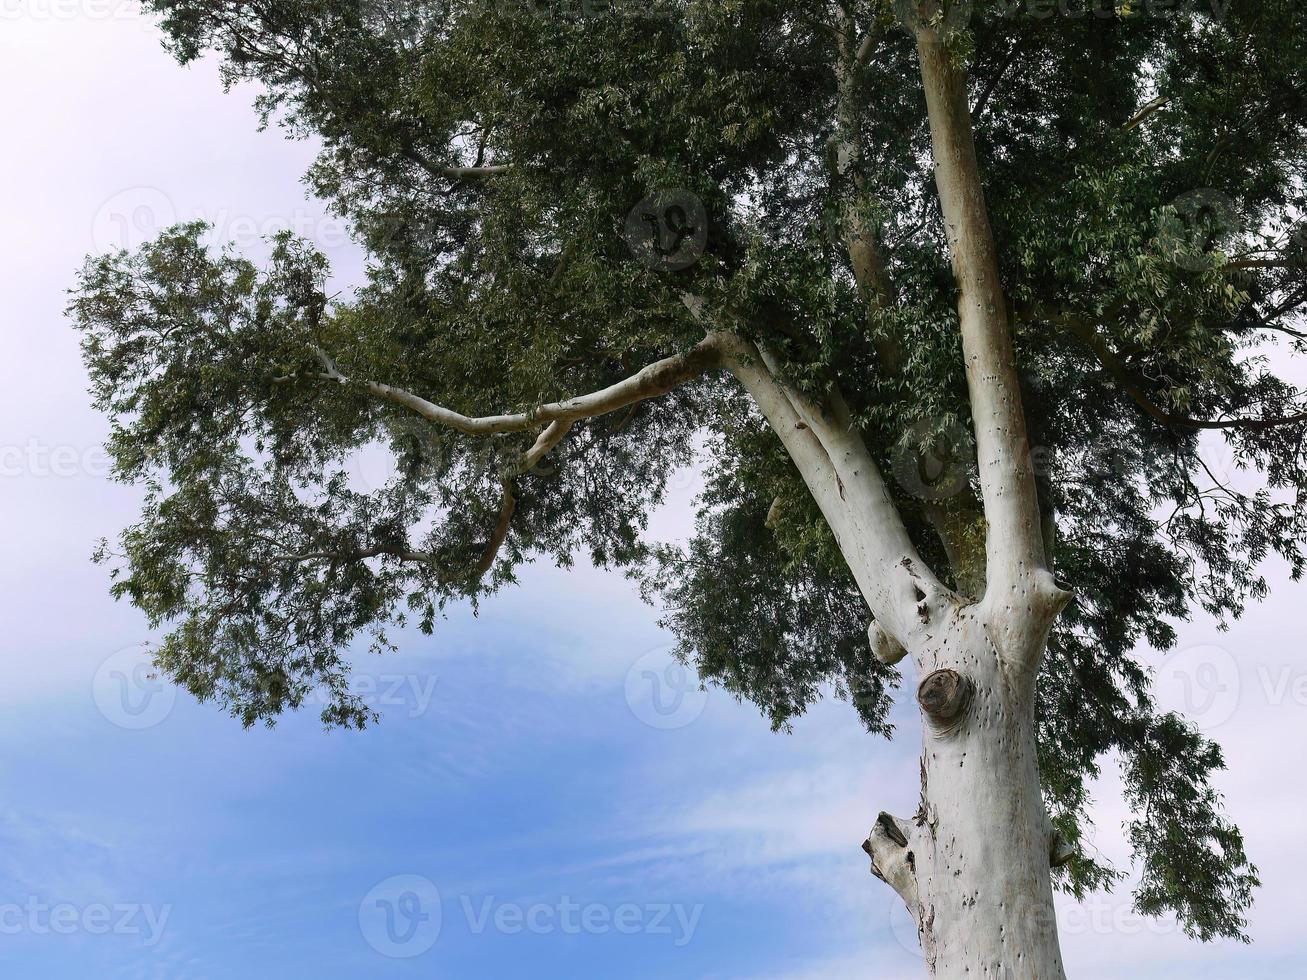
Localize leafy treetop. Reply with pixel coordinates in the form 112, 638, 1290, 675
71, 0, 1306, 941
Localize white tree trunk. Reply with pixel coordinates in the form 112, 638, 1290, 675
705, 17, 1073, 978
865, 606, 1067, 979
716, 325, 1069, 979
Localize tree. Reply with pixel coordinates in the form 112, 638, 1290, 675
69, 1, 1306, 975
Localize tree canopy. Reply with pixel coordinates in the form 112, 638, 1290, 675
71, 0, 1306, 943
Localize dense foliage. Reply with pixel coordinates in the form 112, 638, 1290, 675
72, 0, 1306, 940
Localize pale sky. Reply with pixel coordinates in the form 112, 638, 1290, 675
0, 8, 1303, 979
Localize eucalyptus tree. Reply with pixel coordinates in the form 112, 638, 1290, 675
71, 0, 1306, 976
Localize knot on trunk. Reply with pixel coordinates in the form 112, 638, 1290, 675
916, 668, 971, 730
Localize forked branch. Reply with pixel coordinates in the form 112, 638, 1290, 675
280, 340, 723, 582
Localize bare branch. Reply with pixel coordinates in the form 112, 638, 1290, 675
440, 164, 511, 179
708, 326, 951, 647
915, 30, 1058, 618
1123, 93, 1177, 131
287, 341, 722, 584
305, 337, 724, 436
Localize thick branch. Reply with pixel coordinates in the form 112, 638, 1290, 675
474, 480, 518, 579
915, 31, 1056, 614
281, 423, 573, 584
281, 386, 578, 583
1050, 830, 1076, 869
713, 329, 949, 647
470, 419, 574, 579
922, 502, 987, 598
833, 7, 895, 314
283, 339, 720, 585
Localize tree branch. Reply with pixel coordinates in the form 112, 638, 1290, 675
1123, 93, 1177, 131
468, 419, 575, 579
439, 164, 511, 179
304, 336, 723, 436
1223, 258, 1302, 271
1055, 314, 1307, 432
972, 30, 1033, 123
708, 325, 951, 648
863, 811, 919, 901
282, 543, 439, 565
279, 420, 574, 584
284, 341, 723, 583
914, 30, 1059, 623
833, 6, 896, 313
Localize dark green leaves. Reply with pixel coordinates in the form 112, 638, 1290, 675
71, 0, 1306, 940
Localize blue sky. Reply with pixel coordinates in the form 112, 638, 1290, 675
1, 8, 1304, 979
